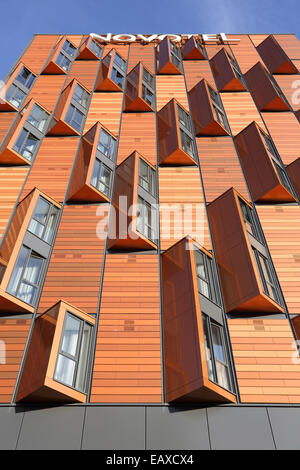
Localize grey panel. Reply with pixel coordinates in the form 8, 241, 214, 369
207, 406, 275, 450
17, 405, 85, 450
268, 407, 300, 450
0, 406, 24, 450
23, 232, 51, 258
146, 406, 210, 450
199, 295, 223, 324
82, 406, 145, 450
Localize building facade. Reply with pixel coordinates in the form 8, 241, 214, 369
0, 33, 300, 449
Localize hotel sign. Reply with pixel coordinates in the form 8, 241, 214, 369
90, 33, 240, 44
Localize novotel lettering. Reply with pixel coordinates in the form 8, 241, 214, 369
89, 33, 240, 44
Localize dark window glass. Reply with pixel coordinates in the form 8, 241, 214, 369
142, 68, 154, 88
228, 54, 244, 82
7, 246, 44, 305
26, 104, 49, 132
194, 249, 219, 304
16, 66, 35, 89
180, 129, 195, 159
28, 197, 59, 244
73, 84, 89, 109
203, 315, 233, 392
114, 53, 126, 71
65, 105, 84, 132
138, 159, 156, 197
62, 40, 76, 57
54, 312, 93, 393
142, 84, 154, 106
97, 128, 116, 160
239, 199, 262, 242
253, 248, 280, 304
6, 84, 26, 108
136, 196, 155, 242
111, 67, 124, 88
89, 39, 101, 57
170, 41, 182, 70
13, 129, 39, 161
56, 53, 72, 72
91, 159, 112, 196
177, 105, 192, 133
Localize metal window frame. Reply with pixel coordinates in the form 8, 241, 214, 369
16, 66, 35, 89
138, 159, 156, 198
239, 198, 263, 243
26, 104, 50, 132
89, 39, 101, 57
97, 128, 117, 161
65, 104, 85, 132
54, 311, 94, 394
13, 128, 39, 161
253, 248, 279, 303
72, 84, 90, 109
194, 248, 220, 306
91, 158, 112, 196
136, 195, 155, 241
6, 83, 26, 108
28, 196, 59, 245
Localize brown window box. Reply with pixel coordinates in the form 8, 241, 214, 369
210, 48, 247, 92
16, 300, 95, 403
94, 49, 127, 92
257, 35, 298, 74
235, 122, 297, 202
42, 37, 77, 74
245, 62, 290, 111
157, 98, 197, 165
188, 79, 230, 136
182, 37, 207, 60
124, 62, 155, 112
157, 37, 183, 74
162, 236, 236, 404
0, 62, 36, 112
286, 158, 300, 200
207, 188, 285, 314
77, 36, 102, 60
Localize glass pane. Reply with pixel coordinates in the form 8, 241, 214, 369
6, 84, 25, 108
75, 323, 92, 392
23, 253, 43, 285
215, 360, 230, 390
111, 67, 124, 88
202, 317, 215, 382
43, 206, 59, 243
98, 129, 115, 159
27, 104, 48, 131
211, 323, 231, 390
62, 40, 76, 57
16, 67, 34, 88
32, 197, 50, 224
28, 219, 44, 239
61, 314, 81, 357
18, 282, 37, 304
54, 354, 76, 387
89, 40, 101, 57
22, 134, 38, 160
211, 324, 226, 363
114, 53, 126, 71
7, 246, 29, 296
73, 85, 89, 108
13, 129, 27, 153
180, 129, 194, 158
91, 159, 100, 188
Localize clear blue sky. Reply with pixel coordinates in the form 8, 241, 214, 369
1, 0, 300, 78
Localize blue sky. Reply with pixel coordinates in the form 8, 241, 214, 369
1, 0, 299, 78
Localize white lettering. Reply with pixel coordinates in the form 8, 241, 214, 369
90, 33, 112, 42
158, 34, 182, 42
137, 34, 158, 42
112, 34, 136, 42
89, 32, 240, 44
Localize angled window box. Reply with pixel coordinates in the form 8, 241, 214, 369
16, 300, 95, 403
188, 79, 230, 136
244, 62, 290, 111
287, 158, 300, 200
210, 48, 247, 91
77, 36, 103, 60
42, 37, 77, 74
235, 122, 297, 202
207, 188, 285, 314
157, 37, 183, 74
67, 122, 117, 202
162, 236, 236, 403
124, 62, 155, 112
257, 35, 298, 74
182, 36, 207, 60
0, 62, 36, 111
47, 79, 90, 136
157, 98, 197, 165
108, 151, 158, 250
0, 99, 50, 165
0, 188, 60, 314
95, 49, 127, 92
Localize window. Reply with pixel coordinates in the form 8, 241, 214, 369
28, 197, 59, 244
253, 248, 280, 304
13, 129, 39, 161
259, 130, 294, 193
239, 199, 262, 242
202, 315, 233, 391
15, 66, 35, 89
6, 84, 26, 109
170, 41, 182, 70
194, 249, 219, 304
89, 39, 101, 58
91, 159, 112, 196
111, 67, 124, 88
97, 128, 116, 160
142, 84, 154, 106
208, 86, 229, 131
7, 246, 45, 305
114, 53, 126, 72
136, 196, 155, 242
143, 68, 154, 88
61, 39, 76, 58
73, 84, 89, 109
56, 53, 72, 72
65, 104, 84, 132
138, 159, 156, 197
54, 312, 93, 393
26, 104, 49, 132
228, 54, 244, 82
177, 105, 195, 159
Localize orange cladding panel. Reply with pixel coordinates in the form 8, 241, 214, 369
117, 113, 156, 166
196, 136, 250, 202
256, 205, 300, 315
0, 112, 17, 145
249, 35, 268, 47
26, 75, 66, 112
272, 75, 300, 111
274, 34, 300, 59
20, 34, 60, 74
183, 60, 215, 90
228, 317, 300, 404
262, 112, 300, 165
66, 60, 99, 92
21, 136, 79, 203
221, 92, 266, 135
127, 43, 155, 73
158, 167, 211, 251
90, 253, 161, 403
84, 92, 123, 135
156, 75, 189, 110
38, 204, 108, 314
0, 317, 31, 402
228, 34, 264, 73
